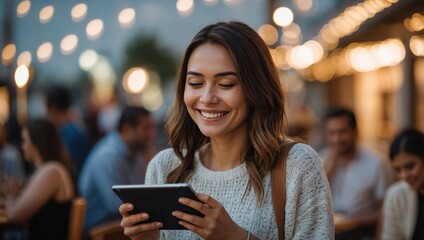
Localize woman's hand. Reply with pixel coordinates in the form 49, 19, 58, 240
172, 193, 247, 240
119, 203, 161, 240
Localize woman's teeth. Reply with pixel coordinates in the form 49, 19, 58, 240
201, 111, 225, 118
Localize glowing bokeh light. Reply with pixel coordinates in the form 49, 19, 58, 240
79, 49, 99, 71
39, 5, 54, 24
410, 36, 424, 56
123, 67, 150, 94
282, 23, 302, 45
17, 1, 31, 18
71, 3, 88, 22
14, 65, 30, 88
1, 43, 16, 66
273, 7, 294, 27
86, 19, 104, 41
0, 86, 9, 123
118, 8, 136, 28
17, 51, 32, 66
304, 40, 324, 63
60, 34, 78, 55
349, 47, 376, 72
176, 0, 194, 17
293, 0, 314, 13
37, 42, 53, 63
258, 24, 278, 46
287, 45, 314, 69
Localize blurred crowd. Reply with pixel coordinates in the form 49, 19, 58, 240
0, 84, 423, 240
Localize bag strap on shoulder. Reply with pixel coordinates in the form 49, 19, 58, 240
271, 140, 298, 240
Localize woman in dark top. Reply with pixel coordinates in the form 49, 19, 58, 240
0, 118, 77, 240
380, 128, 424, 240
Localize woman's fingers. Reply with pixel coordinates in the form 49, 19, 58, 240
195, 193, 222, 209
177, 193, 219, 215
121, 211, 160, 228
171, 194, 218, 228
123, 221, 162, 238
119, 203, 133, 217
172, 210, 205, 226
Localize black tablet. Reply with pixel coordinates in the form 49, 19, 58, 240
112, 183, 204, 230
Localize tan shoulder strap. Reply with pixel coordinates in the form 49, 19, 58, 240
271, 140, 297, 240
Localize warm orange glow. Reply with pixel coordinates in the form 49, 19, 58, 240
86, 19, 104, 41
37, 42, 53, 63
79, 49, 99, 71
1, 43, 16, 66
282, 23, 302, 45
312, 61, 334, 82
71, 3, 88, 22
410, 36, 424, 56
293, 0, 313, 13
258, 24, 278, 46
304, 40, 324, 63
287, 45, 314, 69
122, 67, 150, 94
176, 0, 194, 17
14, 65, 30, 88
315, 0, 398, 50
39, 5, 54, 24
17, 51, 32, 66
118, 8, 136, 28
275, 45, 291, 70
60, 34, 78, 55
273, 7, 294, 27
17, 1, 31, 18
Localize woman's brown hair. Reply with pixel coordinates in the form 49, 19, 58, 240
165, 21, 287, 203
25, 118, 77, 194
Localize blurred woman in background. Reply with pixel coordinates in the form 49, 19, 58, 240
0, 118, 76, 240
380, 128, 424, 240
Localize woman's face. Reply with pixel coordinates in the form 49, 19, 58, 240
392, 152, 424, 191
183, 43, 248, 139
21, 128, 37, 162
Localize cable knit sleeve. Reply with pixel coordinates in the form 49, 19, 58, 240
285, 144, 334, 240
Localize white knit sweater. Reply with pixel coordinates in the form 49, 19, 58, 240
145, 143, 334, 240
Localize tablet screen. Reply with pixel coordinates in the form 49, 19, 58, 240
112, 183, 204, 230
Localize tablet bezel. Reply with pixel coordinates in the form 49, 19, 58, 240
112, 183, 204, 230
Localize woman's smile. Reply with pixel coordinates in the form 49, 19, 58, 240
198, 110, 228, 119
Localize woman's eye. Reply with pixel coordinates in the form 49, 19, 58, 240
187, 82, 202, 87
219, 83, 235, 88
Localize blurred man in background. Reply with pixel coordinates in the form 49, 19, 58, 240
79, 106, 156, 232
319, 107, 392, 239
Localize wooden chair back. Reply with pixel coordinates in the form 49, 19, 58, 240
68, 197, 86, 240
88, 219, 128, 240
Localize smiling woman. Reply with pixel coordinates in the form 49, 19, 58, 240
118, 21, 334, 240
184, 43, 248, 147
380, 128, 424, 240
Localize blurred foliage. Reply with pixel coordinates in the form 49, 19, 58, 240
123, 34, 178, 84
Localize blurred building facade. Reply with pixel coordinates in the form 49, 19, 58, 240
299, 0, 424, 152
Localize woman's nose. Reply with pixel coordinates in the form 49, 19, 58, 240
200, 87, 218, 104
